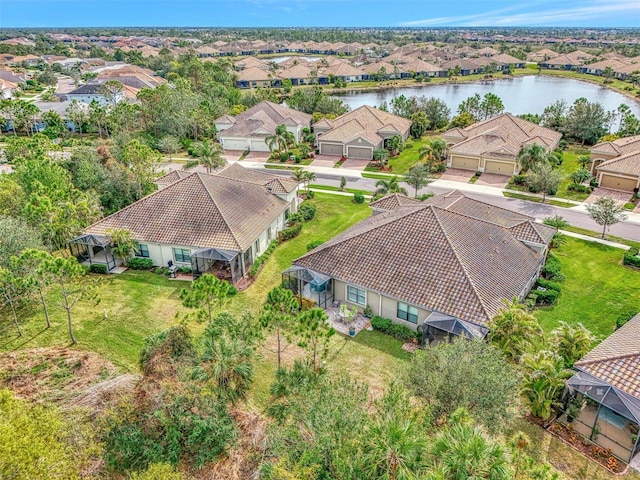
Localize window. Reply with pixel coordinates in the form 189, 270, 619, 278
173, 248, 190, 263
397, 302, 418, 324
347, 285, 366, 306
135, 243, 150, 258
254, 240, 260, 256
267, 227, 272, 241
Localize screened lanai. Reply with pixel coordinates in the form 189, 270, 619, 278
282, 266, 333, 309
419, 311, 489, 346
69, 234, 118, 271
560, 371, 640, 462
191, 247, 243, 284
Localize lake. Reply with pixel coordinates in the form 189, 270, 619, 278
333, 76, 640, 117
269, 56, 322, 63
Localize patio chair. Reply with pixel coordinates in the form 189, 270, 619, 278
332, 300, 340, 308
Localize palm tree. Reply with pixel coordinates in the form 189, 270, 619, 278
517, 143, 548, 172
388, 135, 404, 156
550, 322, 594, 368
429, 139, 447, 162
183, 140, 226, 173
488, 297, 542, 363
418, 144, 435, 165
521, 350, 571, 420
374, 177, 408, 197
303, 170, 316, 193
291, 167, 306, 189
265, 124, 295, 155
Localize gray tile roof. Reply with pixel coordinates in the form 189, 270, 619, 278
369, 194, 422, 212
216, 163, 298, 194
84, 172, 288, 252
293, 191, 554, 327
217, 101, 311, 139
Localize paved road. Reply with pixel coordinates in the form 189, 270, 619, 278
266, 169, 640, 243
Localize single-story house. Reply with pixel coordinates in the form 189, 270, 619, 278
442, 113, 562, 174
66, 82, 125, 105
70, 165, 297, 283
283, 190, 555, 341
313, 105, 411, 160
319, 61, 367, 83
215, 101, 312, 153
560, 313, 640, 463
590, 135, 640, 192
235, 66, 272, 89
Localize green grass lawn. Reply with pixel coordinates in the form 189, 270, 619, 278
555, 150, 592, 202
309, 183, 371, 196
387, 135, 438, 174
534, 237, 640, 338
502, 191, 577, 208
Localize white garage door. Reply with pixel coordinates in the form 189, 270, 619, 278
450, 155, 479, 171
320, 143, 343, 156
600, 174, 637, 192
347, 146, 372, 159
484, 160, 513, 175
222, 139, 247, 151
250, 139, 270, 152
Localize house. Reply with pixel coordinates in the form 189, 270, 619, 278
590, 135, 640, 192
369, 193, 422, 214
440, 58, 483, 75
560, 313, 640, 463
313, 105, 411, 160
284, 191, 554, 337
214, 101, 312, 152
442, 113, 562, 175
66, 82, 125, 105
277, 63, 313, 86
70, 166, 296, 282
319, 61, 367, 83
235, 66, 273, 89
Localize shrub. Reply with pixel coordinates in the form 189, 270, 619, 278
127, 258, 154, 270
623, 247, 640, 268
249, 240, 279, 277
89, 264, 108, 274
154, 267, 169, 275
542, 255, 565, 282
371, 315, 392, 332
416, 192, 435, 201
533, 288, 559, 305
512, 174, 527, 186
278, 223, 302, 242
180, 266, 192, 274
371, 315, 419, 342
298, 203, 317, 221
279, 151, 289, 162
305, 190, 315, 199
294, 156, 301, 164
432, 162, 447, 173
616, 310, 637, 329
306, 240, 324, 251
353, 193, 365, 204
286, 212, 304, 224
535, 278, 561, 292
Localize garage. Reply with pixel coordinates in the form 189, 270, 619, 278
250, 139, 270, 152
347, 146, 372, 159
600, 174, 637, 192
450, 155, 479, 171
484, 160, 514, 175
320, 143, 343, 156
221, 138, 247, 151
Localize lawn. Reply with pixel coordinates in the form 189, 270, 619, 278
534, 236, 640, 338
309, 183, 371, 196
502, 191, 577, 208
555, 149, 592, 202
387, 135, 438, 174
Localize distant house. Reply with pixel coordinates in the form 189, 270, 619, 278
283, 190, 554, 338
214, 101, 312, 153
235, 66, 272, 89
70, 165, 297, 282
66, 83, 124, 105
590, 135, 640, 192
313, 105, 411, 160
442, 113, 562, 175
560, 313, 640, 463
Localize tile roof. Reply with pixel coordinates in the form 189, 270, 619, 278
293, 191, 554, 327
83, 172, 288, 252
236, 66, 271, 82
575, 313, 640, 398
216, 163, 298, 194
217, 101, 311, 139
155, 169, 192, 187
369, 194, 423, 212
592, 135, 640, 157
597, 152, 640, 177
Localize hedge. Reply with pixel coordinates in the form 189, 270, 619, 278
623, 247, 640, 268
306, 240, 324, 252
278, 223, 302, 242
299, 203, 317, 221
541, 255, 565, 282
249, 240, 279, 277
89, 264, 108, 274
535, 278, 561, 292
529, 288, 560, 305
127, 258, 154, 270
371, 315, 419, 342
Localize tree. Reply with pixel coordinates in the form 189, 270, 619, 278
14, 249, 54, 329
180, 273, 233, 324
157, 135, 181, 162
183, 139, 226, 173
420, 97, 451, 129
404, 164, 433, 197
569, 168, 591, 186
303, 170, 316, 193
106, 228, 138, 261
521, 350, 571, 420
87, 100, 108, 138
0, 215, 44, 269
339, 176, 347, 191
99, 79, 125, 108
602, 66, 614, 82
0, 267, 24, 336
41, 256, 99, 344
409, 111, 430, 139
119, 138, 161, 194
586, 196, 628, 239
429, 138, 447, 162
540, 99, 567, 132
564, 98, 613, 145
543, 214, 569, 229
488, 298, 542, 363
291, 167, 306, 188
41, 110, 66, 139
577, 154, 592, 169
458, 93, 504, 121
406, 338, 520, 434
374, 176, 408, 197
551, 322, 594, 368
65, 99, 87, 134
517, 143, 548, 172
526, 163, 563, 203
262, 287, 299, 370
296, 307, 335, 371
387, 135, 404, 156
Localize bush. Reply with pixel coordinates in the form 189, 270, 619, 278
154, 267, 169, 275
541, 255, 565, 282
278, 223, 302, 242
286, 212, 304, 224
416, 192, 435, 201
306, 240, 324, 251
532, 288, 560, 305
432, 162, 447, 173
305, 190, 315, 199
127, 258, 154, 270
89, 264, 108, 274
298, 203, 317, 221
535, 278, 561, 292
180, 266, 192, 274
249, 240, 279, 277
623, 247, 640, 268
353, 193, 365, 204
371, 315, 392, 332
371, 315, 419, 342
512, 174, 527, 186
279, 151, 289, 162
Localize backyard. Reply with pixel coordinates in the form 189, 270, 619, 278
384, 134, 440, 174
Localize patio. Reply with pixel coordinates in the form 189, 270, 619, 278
325, 304, 371, 337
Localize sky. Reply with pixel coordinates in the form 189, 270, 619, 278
0, 0, 639, 28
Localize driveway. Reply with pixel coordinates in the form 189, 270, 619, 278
475, 173, 511, 188
340, 158, 369, 171
585, 187, 632, 204
243, 151, 269, 163
439, 168, 474, 183
310, 154, 339, 168
222, 150, 244, 162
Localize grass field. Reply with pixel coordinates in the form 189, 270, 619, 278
535, 237, 640, 338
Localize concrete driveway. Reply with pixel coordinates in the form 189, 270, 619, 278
243, 151, 269, 162
586, 187, 632, 204
222, 150, 244, 162
475, 173, 511, 188
340, 158, 369, 171
310, 154, 339, 168
440, 168, 474, 183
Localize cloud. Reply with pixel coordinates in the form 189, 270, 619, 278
399, 0, 640, 26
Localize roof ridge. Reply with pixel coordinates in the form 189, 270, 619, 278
430, 207, 494, 320
576, 351, 640, 367
194, 173, 242, 250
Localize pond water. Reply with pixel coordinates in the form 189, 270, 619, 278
333, 75, 640, 117
269, 56, 322, 63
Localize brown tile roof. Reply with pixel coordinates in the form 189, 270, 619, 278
575, 313, 640, 398
592, 135, 640, 157
83, 172, 288, 252
216, 163, 298, 194
319, 61, 367, 77
236, 66, 271, 82
218, 101, 311, 139
597, 152, 640, 177
293, 191, 554, 327
369, 194, 422, 212
155, 169, 193, 187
